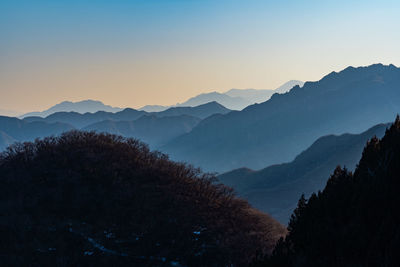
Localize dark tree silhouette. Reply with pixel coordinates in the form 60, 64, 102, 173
0, 131, 285, 266
255, 116, 400, 267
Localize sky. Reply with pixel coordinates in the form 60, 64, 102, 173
1, 0, 400, 113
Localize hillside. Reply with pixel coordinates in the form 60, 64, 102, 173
257, 116, 400, 267
162, 64, 400, 172
0, 116, 74, 144
83, 115, 201, 148
219, 123, 389, 223
0, 131, 285, 266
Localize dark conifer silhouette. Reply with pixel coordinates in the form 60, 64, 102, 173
254, 116, 400, 266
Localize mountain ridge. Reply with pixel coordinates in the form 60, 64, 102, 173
218, 122, 389, 223
20, 100, 124, 118
162, 64, 400, 172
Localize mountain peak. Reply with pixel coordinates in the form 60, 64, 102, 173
20, 100, 123, 118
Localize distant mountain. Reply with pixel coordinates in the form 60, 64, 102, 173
177, 92, 248, 110
157, 101, 230, 119
23, 102, 229, 129
259, 117, 400, 266
0, 131, 285, 266
225, 80, 304, 102
138, 105, 169, 112
219, 123, 389, 224
1, 102, 228, 151
179, 80, 304, 110
138, 80, 304, 111
84, 115, 201, 148
20, 100, 123, 118
23, 109, 146, 129
162, 64, 400, 172
0, 116, 74, 146
274, 80, 305, 94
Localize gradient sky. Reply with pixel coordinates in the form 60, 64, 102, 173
1, 0, 400, 112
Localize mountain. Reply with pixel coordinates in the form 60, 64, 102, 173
157, 101, 230, 119
23, 102, 229, 129
0, 131, 285, 266
219, 123, 389, 224
274, 80, 305, 94
138, 105, 169, 112
179, 80, 304, 110
162, 64, 400, 172
138, 80, 304, 111
20, 100, 123, 118
225, 80, 304, 103
84, 115, 201, 148
177, 92, 248, 110
0, 116, 74, 144
23, 109, 147, 129
258, 117, 400, 267
1, 102, 230, 151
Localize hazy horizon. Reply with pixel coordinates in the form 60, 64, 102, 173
2, 0, 400, 112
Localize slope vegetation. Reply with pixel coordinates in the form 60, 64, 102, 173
0, 131, 285, 266
257, 116, 400, 266
219, 123, 389, 223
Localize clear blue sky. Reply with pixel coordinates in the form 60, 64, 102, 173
1, 0, 399, 112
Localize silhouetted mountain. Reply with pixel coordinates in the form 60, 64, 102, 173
274, 80, 305, 94
177, 92, 248, 110
139, 105, 169, 112
0, 116, 74, 143
0, 131, 285, 266
84, 115, 201, 148
178, 81, 304, 110
219, 123, 389, 224
225, 80, 304, 103
23, 109, 148, 129
157, 101, 230, 119
256, 116, 400, 267
20, 100, 123, 118
23, 102, 229, 129
162, 64, 400, 172
142, 80, 304, 111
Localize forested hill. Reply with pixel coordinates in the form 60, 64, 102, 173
257, 116, 400, 266
219, 123, 389, 223
0, 131, 285, 266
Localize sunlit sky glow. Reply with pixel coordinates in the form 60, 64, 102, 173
1, 0, 400, 112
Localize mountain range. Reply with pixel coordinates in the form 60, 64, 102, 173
140, 80, 304, 111
161, 64, 400, 172
0, 102, 230, 151
23, 101, 230, 129
20, 100, 124, 118
218, 122, 389, 224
